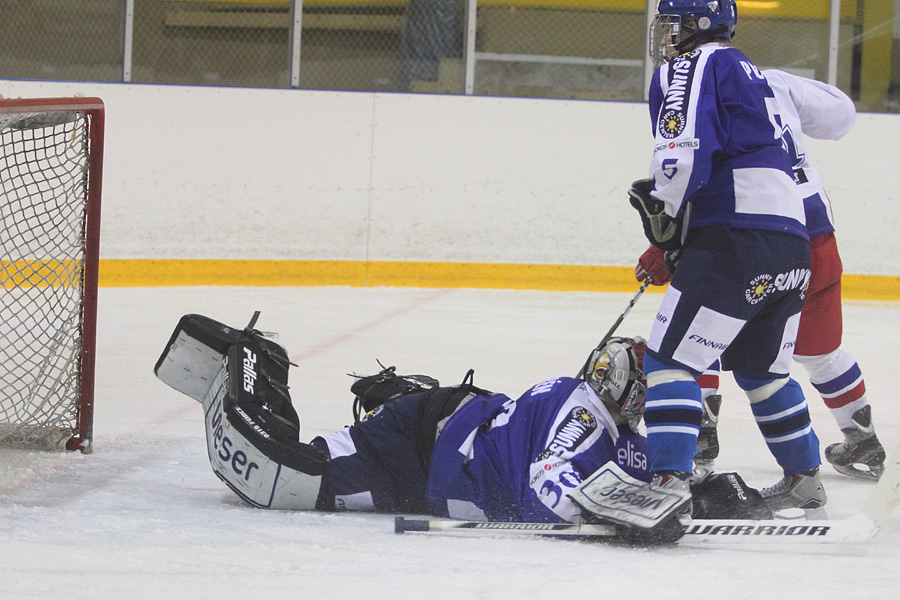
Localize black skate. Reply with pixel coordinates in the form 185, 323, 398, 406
825, 405, 885, 481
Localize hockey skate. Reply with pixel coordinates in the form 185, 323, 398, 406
653, 470, 693, 516
760, 467, 827, 518
825, 405, 886, 481
692, 394, 721, 483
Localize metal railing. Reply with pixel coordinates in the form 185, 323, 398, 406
1, 1, 897, 111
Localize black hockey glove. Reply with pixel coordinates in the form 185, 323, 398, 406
628, 178, 684, 251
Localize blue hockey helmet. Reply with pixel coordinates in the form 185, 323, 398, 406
650, 0, 738, 66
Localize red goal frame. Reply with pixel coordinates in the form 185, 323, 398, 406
0, 97, 105, 452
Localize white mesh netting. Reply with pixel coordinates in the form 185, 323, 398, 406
1, 109, 92, 450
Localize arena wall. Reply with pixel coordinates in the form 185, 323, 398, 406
2, 79, 898, 298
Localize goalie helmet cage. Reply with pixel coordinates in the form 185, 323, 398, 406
0, 97, 105, 453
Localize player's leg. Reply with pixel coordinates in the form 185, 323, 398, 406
642, 228, 754, 491
694, 364, 722, 476
795, 349, 886, 480
794, 233, 885, 480
721, 246, 826, 514
731, 371, 825, 513
318, 376, 491, 514
315, 392, 429, 513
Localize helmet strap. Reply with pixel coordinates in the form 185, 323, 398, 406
673, 24, 729, 55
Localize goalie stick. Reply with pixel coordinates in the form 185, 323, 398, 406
395, 438, 900, 546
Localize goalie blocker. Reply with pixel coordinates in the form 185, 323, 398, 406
155, 313, 330, 509
568, 462, 773, 544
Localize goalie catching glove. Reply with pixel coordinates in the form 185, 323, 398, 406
628, 178, 684, 251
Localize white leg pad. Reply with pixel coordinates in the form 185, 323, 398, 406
202, 359, 323, 510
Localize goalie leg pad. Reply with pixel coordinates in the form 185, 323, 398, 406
155, 314, 248, 402
155, 312, 300, 435
204, 355, 329, 510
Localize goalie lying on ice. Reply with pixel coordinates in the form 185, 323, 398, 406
154, 313, 771, 533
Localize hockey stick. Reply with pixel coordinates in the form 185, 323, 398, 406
396, 439, 900, 546
577, 278, 652, 379
395, 517, 618, 538
395, 514, 876, 545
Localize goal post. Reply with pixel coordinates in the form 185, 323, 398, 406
0, 97, 105, 453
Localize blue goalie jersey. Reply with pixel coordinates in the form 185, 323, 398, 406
648, 43, 806, 240
424, 377, 651, 523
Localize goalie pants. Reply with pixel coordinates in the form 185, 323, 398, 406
316, 384, 482, 513
316, 393, 429, 513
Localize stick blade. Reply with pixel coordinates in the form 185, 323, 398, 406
861, 439, 900, 527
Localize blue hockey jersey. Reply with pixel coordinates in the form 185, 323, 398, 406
648, 43, 807, 240
425, 377, 651, 523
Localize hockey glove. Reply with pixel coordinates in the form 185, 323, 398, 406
628, 178, 683, 251
635, 246, 683, 285
635, 245, 671, 285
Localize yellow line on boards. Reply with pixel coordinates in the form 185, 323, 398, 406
93, 259, 900, 302
96, 259, 644, 292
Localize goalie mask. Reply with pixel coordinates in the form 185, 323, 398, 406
650, 0, 737, 67
584, 336, 647, 432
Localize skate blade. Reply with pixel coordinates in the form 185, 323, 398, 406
767, 506, 829, 520
832, 462, 884, 482
803, 506, 829, 520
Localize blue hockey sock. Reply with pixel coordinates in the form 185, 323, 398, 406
643, 352, 702, 473
733, 372, 821, 475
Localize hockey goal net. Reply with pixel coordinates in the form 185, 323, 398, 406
0, 97, 104, 452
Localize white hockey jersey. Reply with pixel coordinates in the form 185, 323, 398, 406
763, 69, 857, 237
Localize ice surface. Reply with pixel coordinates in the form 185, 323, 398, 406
1, 286, 898, 599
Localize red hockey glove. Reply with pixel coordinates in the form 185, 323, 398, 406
635, 245, 672, 285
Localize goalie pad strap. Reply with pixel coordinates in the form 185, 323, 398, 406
227, 342, 300, 436
226, 404, 314, 472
